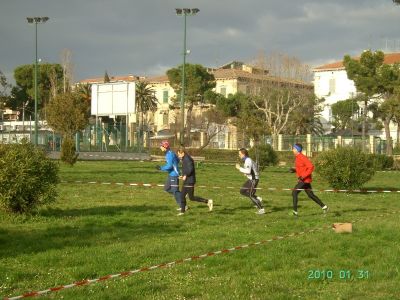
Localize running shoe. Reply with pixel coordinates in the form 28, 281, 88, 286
207, 199, 213, 211
256, 208, 265, 214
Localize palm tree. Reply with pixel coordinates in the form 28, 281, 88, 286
135, 81, 159, 148
76, 83, 92, 118
104, 70, 111, 83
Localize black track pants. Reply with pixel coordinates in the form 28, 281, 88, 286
240, 179, 263, 209
292, 182, 325, 212
180, 184, 208, 212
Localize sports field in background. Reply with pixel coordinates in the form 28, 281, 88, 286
1, 161, 399, 299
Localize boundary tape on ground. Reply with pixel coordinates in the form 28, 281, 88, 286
3, 210, 398, 300
200, 163, 399, 172
60, 180, 400, 194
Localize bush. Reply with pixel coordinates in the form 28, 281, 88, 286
369, 154, 394, 170
314, 147, 375, 189
61, 136, 79, 166
0, 141, 59, 213
393, 159, 400, 170
249, 144, 278, 170
276, 151, 294, 166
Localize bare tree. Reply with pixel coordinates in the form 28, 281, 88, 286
48, 67, 59, 100
197, 107, 227, 149
250, 51, 312, 82
249, 52, 314, 147
253, 82, 312, 143
60, 49, 74, 93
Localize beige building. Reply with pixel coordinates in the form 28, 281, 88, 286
143, 61, 274, 149
79, 61, 310, 149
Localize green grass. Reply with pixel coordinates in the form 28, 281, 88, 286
1, 161, 400, 299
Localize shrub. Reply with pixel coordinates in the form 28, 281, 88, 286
61, 136, 79, 166
276, 151, 294, 166
249, 144, 278, 170
369, 154, 394, 170
393, 158, 400, 170
0, 141, 59, 213
314, 147, 375, 189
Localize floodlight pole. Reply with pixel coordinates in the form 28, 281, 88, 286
175, 8, 199, 145
27, 16, 49, 146
181, 13, 187, 146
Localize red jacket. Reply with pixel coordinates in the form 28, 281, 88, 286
294, 153, 314, 183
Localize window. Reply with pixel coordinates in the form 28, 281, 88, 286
329, 78, 336, 94
220, 86, 226, 97
163, 90, 169, 104
163, 113, 169, 125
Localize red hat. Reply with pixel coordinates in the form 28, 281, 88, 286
160, 140, 170, 148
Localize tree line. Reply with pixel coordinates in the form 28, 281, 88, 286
1, 50, 400, 156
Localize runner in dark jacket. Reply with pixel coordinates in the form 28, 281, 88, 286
290, 143, 328, 216
177, 148, 213, 216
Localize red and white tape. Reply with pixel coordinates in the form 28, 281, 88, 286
60, 180, 400, 194
3, 210, 398, 300
201, 163, 399, 172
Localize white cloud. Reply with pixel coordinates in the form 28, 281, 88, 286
1, 0, 400, 83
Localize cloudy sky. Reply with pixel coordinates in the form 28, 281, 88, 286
1, 0, 400, 84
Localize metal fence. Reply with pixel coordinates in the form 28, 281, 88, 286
0, 123, 389, 155
275, 134, 387, 155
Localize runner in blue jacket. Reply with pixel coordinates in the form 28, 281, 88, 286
156, 140, 182, 208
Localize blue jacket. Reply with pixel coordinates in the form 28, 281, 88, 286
160, 150, 180, 177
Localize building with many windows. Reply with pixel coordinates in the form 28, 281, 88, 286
79, 61, 311, 149
313, 52, 400, 138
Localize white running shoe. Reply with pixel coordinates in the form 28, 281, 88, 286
256, 208, 265, 214
177, 212, 185, 216
177, 206, 189, 211
322, 206, 329, 214
207, 199, 213, 211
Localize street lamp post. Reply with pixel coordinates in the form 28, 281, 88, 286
175, 8, 199, 145
26, 16, 49, 146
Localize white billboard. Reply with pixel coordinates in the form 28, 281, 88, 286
91, 82, 136, 116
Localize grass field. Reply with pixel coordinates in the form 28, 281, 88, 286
1, 161, 399, 299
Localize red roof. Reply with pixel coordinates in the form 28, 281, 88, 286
211, 69, 312, 86
145, 75, 169, 83
79, 75, 139, 84
314, 52, 400, 71
79, 69, 311, 87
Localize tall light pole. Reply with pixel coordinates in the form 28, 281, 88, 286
26, 16, 49, 146
175, 8, 199, 145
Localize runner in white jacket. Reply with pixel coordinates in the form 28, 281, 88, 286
235, 148, 265, 214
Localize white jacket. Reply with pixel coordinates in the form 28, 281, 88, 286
239, 157, 259, 180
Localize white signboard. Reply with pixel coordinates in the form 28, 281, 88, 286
91, 82, 136, 116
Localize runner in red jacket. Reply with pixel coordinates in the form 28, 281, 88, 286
290, 143, 328, 216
